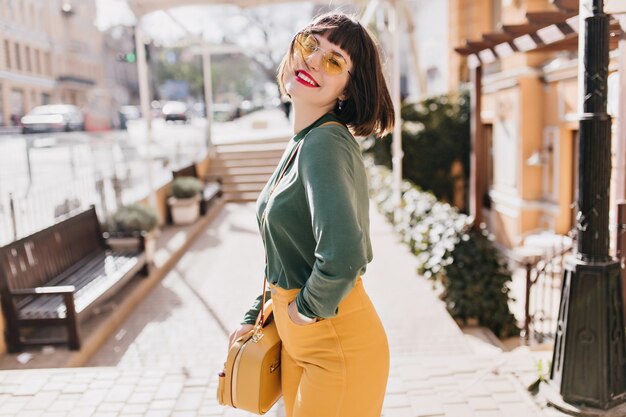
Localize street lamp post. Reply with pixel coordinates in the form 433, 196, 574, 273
549, 0, 626, 410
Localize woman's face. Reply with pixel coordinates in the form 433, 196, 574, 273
284, 33, 352, 110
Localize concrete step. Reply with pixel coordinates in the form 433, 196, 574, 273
210, 158, 280, 169
224, 191, 262, 202
215, 135, 291, 146
207, 166, 276, 176
220, 174, 271, 185
215, 149, 285, 160
222, 183, 266, 193
214, 141, 288, 153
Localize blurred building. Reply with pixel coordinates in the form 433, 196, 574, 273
0, 0, 105, 126
451, 0, 625, 250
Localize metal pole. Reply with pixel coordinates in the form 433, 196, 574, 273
549, 0, 626, 409
9, 192, 17, 241
469, 63, 483, 226
202, 48, 214, 153
135, 23, 157, 208
389, 0, 403, 218
24, 136, 33, 196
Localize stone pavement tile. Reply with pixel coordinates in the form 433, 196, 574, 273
386, 377, 408, 394
174, 390, 204, 411
21, 391, 59, 410
382, 406, 414, 417
197, 403, 225, 415
383, 393, 411, 408
77, 388, 108, 406
61, 383, 89, 394
492, 392, 525, 403
13, 379, 46, 396
97, 401, 124, 412
467, 396, 499, 411
149, 399, 177, 410
436, 392, 469, 406
37, 412, 66, 417
48, 397, 78, 413
127, 391, 154, 404
154, 381, 184, 400
145, 410, 172, 417
172, 412, 198, 417
409, 394, 445, 416
92, 413, 119, 417
442, 403, 475, 417
88, 379, 116, 390
104, 384, 134, 402
66, 405, 97, 417
121, 402, 149, 414
12, 410, 44, 417
475, 410, 510, 417
497, 401, 540, 417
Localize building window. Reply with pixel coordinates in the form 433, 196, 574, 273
14, 43, 20, 71
3, 39, 10, 69
35, 49, 40, 74
10, 88, 24, 126
25, 46, 31, 72
42, 92, 50, 105
44, 51, 51, 75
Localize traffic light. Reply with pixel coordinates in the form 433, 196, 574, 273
117, 51, 136, 63
125, 51, 137, 63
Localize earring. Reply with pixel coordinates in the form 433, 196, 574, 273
338, 99, 345, 111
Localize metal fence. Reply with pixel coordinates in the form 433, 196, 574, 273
0, 173, 104, 246
0, 171, 142, 246
510, 235, 573, 345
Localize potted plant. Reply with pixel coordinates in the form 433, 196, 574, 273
169, 176, 203, 225
105, 203, 160, 265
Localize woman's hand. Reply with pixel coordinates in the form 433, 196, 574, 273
288, 301, 317, 325
228, 324, 254, 348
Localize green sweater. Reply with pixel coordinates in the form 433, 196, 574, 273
242, 113, 373, 325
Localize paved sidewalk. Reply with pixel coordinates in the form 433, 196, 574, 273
0, 203, 564, 417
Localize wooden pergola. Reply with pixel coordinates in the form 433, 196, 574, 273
453, 0, 626, 227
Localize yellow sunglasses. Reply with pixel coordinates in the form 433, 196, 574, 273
293, 32, 351, 76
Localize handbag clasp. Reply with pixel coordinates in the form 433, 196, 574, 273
251, 326, 265, 343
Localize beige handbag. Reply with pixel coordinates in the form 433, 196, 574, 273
217, 296, 282, 414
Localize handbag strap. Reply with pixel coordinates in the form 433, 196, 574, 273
257, 120, 344, 326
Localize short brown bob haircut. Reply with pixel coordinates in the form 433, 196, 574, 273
277, 12, 395, 138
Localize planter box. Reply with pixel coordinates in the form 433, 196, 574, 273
106, 229, 158, 265
169, 195, 201, 225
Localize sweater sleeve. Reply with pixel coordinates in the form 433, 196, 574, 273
294, 128, 369, 319
241, 290, 272, 325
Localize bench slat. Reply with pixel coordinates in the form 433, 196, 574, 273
19, 252, 142, 319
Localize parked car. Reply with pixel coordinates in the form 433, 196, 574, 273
118, 105, 141, 130
162, 101, 188, 123
21, 104, 84, 134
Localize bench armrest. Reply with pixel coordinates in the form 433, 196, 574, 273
10, 285, 76, 296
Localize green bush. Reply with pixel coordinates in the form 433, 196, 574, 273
363, 89, 470, 208
366, 159, 519, 338
108, 203, 159, 233
171, 176, 203, 199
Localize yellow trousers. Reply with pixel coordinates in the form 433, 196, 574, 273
270, 278, 389, 417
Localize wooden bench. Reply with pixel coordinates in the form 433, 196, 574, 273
170, 164, 222, 222
0, 206, 148, 352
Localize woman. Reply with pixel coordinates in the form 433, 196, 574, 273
229, 12, 394, 417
